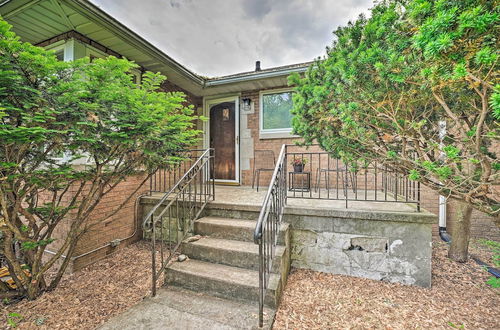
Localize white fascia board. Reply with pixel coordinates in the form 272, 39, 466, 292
205, 66, 309, 87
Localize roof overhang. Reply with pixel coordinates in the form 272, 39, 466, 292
0, 0, 310, 97
0, 0, 205, 94
201, 65, 309, 96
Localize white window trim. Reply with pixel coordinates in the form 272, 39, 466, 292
45, 39, 75, 62
86, 45, 141, 84
45, 40, 75, 162
259, 88, 297, 139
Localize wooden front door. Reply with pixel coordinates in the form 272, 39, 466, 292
209, 100, 238, 182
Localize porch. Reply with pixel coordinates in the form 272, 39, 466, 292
136, 146, 435, 329
149, 185, 419, 213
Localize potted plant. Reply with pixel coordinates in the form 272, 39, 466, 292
291, 158, 308, 173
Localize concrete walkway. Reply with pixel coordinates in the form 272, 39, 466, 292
100, 286, 273, 330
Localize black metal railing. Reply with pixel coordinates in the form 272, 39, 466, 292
253, 144, 287, 328
285, 145, 421, 211
149, 149, 207, 194
143, 148, 214, 296
253, 144, 421, 326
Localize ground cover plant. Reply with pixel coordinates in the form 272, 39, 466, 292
476, 239, 500, 287
0, 17, 200, 300
290, 0, 499, 262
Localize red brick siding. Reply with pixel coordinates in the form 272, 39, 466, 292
71, 174, 149, 270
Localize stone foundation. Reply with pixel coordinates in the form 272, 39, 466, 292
285, 207, 437, 287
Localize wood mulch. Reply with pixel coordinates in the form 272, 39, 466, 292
1, 241, 162, 330
1, 239, 498, 329
274, 239, 500, 329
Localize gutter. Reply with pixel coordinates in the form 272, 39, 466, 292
438, 195, 452, 242
438, 121, 452, 243
1, 0, 311, 91
205, 66, 309, 87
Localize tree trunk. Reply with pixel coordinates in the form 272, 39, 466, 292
448, 200, 473, 262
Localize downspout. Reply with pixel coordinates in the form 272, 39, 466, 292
436, 122, 499, 278
438, 195, 451, 243
438, 121, 452, 243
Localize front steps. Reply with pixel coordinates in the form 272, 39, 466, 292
100, 286, 276, 330
165, 215, 291, 327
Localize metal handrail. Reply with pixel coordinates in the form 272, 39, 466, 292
149, 149, 208, 194
253, 144, 287, 327
252, 144, 421, 326
253, 144, 286, 243
144, 148, 214, 296
142, 148, 213, 231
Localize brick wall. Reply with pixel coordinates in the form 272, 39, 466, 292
71, 174, 149, 271
160, 80, 202, 109
42, 174, 149, 273
240, 88, 300, 186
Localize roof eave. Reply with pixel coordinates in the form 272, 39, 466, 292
205, 66, 308, 87
66, 0, 204, 86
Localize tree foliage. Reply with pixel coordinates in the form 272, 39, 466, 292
290, 0, 499, 220
0, 18, 200, 298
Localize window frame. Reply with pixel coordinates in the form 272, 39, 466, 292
259, 88, 296, 139
45, 39, 74, 62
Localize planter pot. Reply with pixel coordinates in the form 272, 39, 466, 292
293, 164, 304, 173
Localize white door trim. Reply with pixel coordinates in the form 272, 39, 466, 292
203, 95, 240, 184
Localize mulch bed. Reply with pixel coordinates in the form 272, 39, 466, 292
1, 241, 160, 330
1, 239, 498, 329
274, 239, 499, 329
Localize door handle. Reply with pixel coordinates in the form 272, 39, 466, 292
236, 136, 239, 145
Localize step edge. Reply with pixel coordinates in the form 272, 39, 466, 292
168, 260, 280, 290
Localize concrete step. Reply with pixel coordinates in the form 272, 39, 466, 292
194, 216, 288, 244
203, 204, 261, 220
181, 237, 285, 272
100, 286, 275, 330
165, 259, 282, 308
195, 217, 256, 241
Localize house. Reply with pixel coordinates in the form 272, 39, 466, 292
0, 0, 311, 265
1, 0, 497, 290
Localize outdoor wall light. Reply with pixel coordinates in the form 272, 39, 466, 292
242, 98, 252, 111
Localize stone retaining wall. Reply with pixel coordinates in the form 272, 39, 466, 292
285, 207, 437, 287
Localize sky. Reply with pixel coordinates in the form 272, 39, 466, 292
91, 0, 373, 77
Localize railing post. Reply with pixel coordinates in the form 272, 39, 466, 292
417, 181, 421, 212
144, 148, 215, 299
151, 214, 156, 297
211, 150, 215, 201
345, 164, 348, 209
149, 171, 153, 196
282, 145, 288, 205
258, 239, 264, 328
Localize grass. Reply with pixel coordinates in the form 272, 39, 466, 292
475, 238, 500, 288
476, 238, 500, 267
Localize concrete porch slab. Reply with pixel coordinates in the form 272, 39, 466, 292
148, 185, 421, 213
